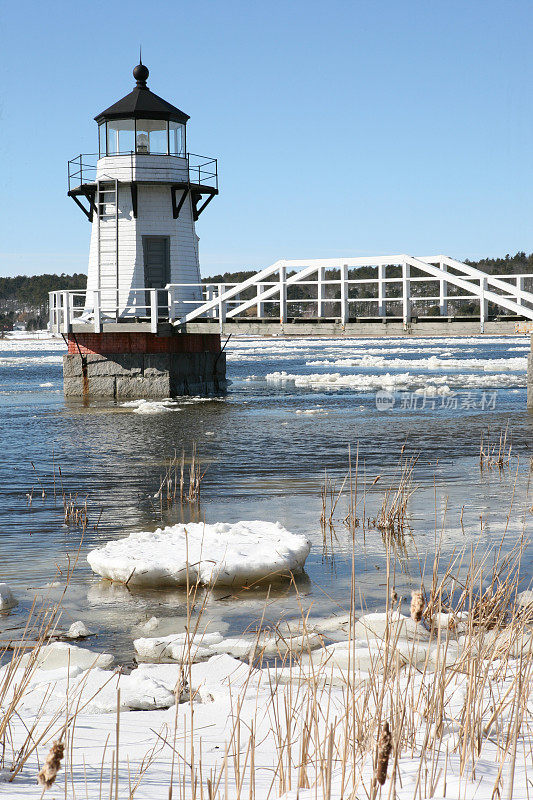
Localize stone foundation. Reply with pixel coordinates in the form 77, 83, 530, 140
63, 332, 226, 398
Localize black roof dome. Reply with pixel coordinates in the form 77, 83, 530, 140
95, 62, 189, 124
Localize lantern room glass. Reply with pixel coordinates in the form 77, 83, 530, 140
169, 122, 186, 156
99, 119, 187, 156
98, 123, 105, 157
106, 119, 135, 155
135, 120, 168, 154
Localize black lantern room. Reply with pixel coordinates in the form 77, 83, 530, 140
95, 61, 190, 157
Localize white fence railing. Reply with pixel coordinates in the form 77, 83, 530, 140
49, 255, 533, 334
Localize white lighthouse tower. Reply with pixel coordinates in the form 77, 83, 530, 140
70, 59, 217, 319
55, 60, 224, 399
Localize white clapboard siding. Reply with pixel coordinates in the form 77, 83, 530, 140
85, 155, 203, 317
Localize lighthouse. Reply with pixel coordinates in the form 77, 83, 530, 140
52, 60, 225, 398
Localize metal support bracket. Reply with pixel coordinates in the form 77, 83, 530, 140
194, 193, 215, 219
68, 186, 97, 222
130, 182, 138, 218
171, 185, 189, 219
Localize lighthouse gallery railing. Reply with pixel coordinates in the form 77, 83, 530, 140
67, 152, 218, 191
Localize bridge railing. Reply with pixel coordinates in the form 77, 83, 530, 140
49, 284, 225, 334
49, 258, 533, 334
178, 256, 533, 332
49, 288, 190, 334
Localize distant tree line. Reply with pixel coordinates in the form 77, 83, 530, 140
0, 273, 86, 330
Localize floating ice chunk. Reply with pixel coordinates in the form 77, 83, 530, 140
133, 631, 224, 662
212, 631, 323, 660
303, 634, 457, 674
414, 385, 451, 396
301, 639, 389, 672
87, 521, 311, 587
353, 611, 430, 642
19, 642, 113, 671
22, 666, 175, 714
121, 399, 178, 414
517, 589, 533, 608
429, 612, 468, 634
211, 636, 254, 660
305, 354, 527, 372
463, 627, 533, 659
139, 616, 160, 633
66, 621, 92, 639
133, 403, 175, 414
309, 614, 351, 634
266, 370, 525, 391
133, 654, 253, 702
108, 668, 175, 711
0, 583, 17, 611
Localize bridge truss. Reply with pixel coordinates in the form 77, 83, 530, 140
50, 255, 533, 334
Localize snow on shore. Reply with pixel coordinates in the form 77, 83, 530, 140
87, 521, 311, 587
3, 610, 533, 799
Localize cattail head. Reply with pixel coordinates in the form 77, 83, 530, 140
376, 721, 392, 785
391, 588, 398, 604
410, 590, 425, 623
37, 740, 64, 789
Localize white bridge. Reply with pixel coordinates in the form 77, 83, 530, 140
49, 254, 533, 335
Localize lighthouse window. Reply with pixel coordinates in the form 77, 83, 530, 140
135, 119, 168, 155
98, 123, 105, 157
169, 122, 185, 156
106, 119, 135, 155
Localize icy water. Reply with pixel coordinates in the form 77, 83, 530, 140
1, 332, 533, 663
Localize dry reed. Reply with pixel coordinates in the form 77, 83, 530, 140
155, 445, 206, 513
480, 424, 513, 470
37, 739, 64, 789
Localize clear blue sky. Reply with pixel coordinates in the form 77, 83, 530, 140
1, 0, 532, 278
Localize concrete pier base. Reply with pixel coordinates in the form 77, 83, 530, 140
63, 332, 226, 398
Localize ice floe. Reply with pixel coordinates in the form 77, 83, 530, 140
66, 621, 92, 639
18, 642, 113, 671
87, 520, 311, 587
120, 398, 178, 414
266, 370, 525, 391
134, 631, 225, 662
517, 589, 533, 608
0, 582, 17, 611
306, 354, 527, 371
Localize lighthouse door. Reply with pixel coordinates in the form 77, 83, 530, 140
143, 236, 170, 315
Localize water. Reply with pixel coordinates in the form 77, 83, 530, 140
1, 332, 533, 663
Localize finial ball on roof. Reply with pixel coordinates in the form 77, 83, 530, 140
133, 63, 149, 85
